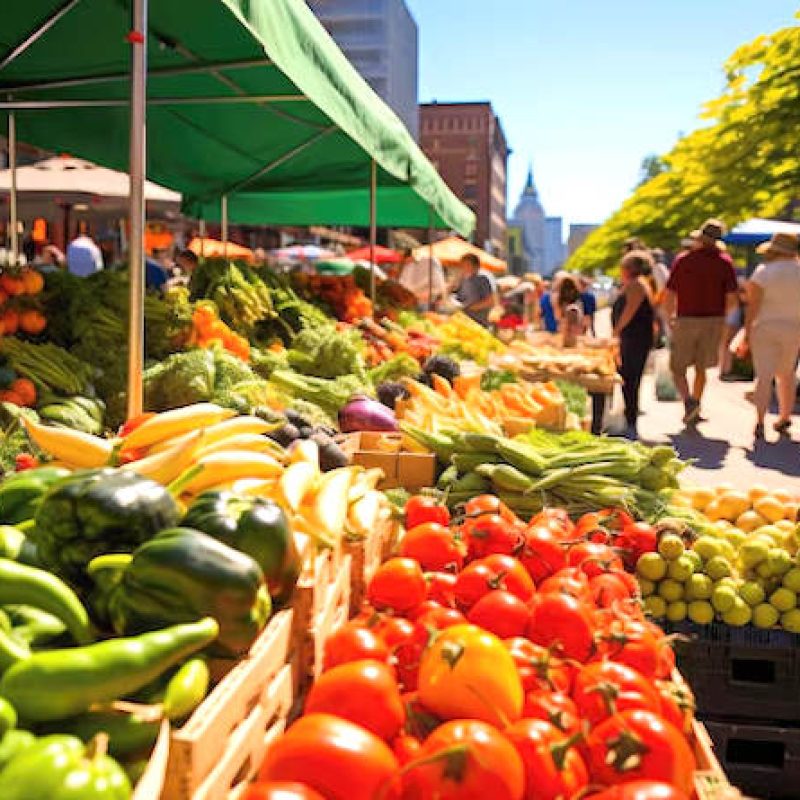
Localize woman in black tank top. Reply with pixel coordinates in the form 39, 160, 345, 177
612, 251, 655, 436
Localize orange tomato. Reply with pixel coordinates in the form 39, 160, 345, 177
21, 270, 44, 295
0, 274, 23, 297
10, 378, 36, 406
19, 309, 46, 335
0, 390, 26, 407
2, 310, 19, 335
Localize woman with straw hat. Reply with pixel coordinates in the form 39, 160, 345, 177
742, 232, 800, 439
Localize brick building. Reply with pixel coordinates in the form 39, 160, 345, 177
419, 102, 509, 256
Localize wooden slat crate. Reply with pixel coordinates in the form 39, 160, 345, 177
344, 517, 394, 615
161, 609, 294, 800
291, 550, 351, 691
133, 721, 170, 800
693, 719, 742, 800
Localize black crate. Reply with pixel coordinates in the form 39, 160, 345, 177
704, 719, 800, 800
668, 622, 800, 723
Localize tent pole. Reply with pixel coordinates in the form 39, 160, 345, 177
427, 205, 435, 312
221, 195, 228, 259
198, 219, 206, 260
8, 113, 18, 266
369, 158, 377, 306
126, 0, 147, 420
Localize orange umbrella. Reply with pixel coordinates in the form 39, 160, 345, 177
187, 237, 256, 263
414, 237, 506, 273
345, 245, 401, 264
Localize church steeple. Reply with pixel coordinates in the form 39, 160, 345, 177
523, 163, 537, 197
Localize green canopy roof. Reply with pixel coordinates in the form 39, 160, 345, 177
0, 0, 473, 236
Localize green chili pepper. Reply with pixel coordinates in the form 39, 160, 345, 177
4, 605, 67, 648
0, 627, 30, 673
0, 734, 132, 799
162, 657, 210, 721
0, 617, 218, 722
0, 729, 36, 771
0, 558, 92, 645
0, 695, 17, 738
0, 526, 26, 560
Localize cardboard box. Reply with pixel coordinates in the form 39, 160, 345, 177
338, 431, 436, 491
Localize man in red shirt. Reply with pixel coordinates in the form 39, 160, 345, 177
664, 219, 738, 425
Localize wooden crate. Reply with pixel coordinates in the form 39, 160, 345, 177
291, 550, 351, 691
693, 719, 741, 800
338, 432, 436, 491
344, 517, 394, 615
133, 721, 170, 800
161, 610, 294, 800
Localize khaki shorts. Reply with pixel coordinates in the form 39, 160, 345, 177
670, 317, 725, 373
751, 321, 800, 376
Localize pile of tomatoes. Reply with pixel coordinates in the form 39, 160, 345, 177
246, 495, 698, 800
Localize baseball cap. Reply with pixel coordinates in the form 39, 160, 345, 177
699, 218, 726, 240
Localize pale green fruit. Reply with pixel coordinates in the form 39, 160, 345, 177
722, 597, 752, 627
666, 601, 688, 622
740, 538, 770, 568
753, 603, 780, 629
781, 608, 800, 633
725, 529, 747, 549
739, 580, 766, 607
755, 525, 783, 546
769, 587, 797, 612
782, 567, 800, 593
693, 536, 722, 562
658, 534, 685, 561
688, 600, 714, 625
683, 551, 703, 571
667, 556, 696, 582
686, 573, 713, 601
637, 553, 667, 582
716, 576, 739, 589
658, 579, 684, 602
767, 549, 793, 577
706, 556, 733, 581
644, 596, 667, 618
711, 584, 737, 613
638, 578, 656, 597
756, 561, 775, 580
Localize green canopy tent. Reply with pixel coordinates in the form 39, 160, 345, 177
0, 0, 473, 416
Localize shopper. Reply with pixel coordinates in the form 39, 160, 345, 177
663, 219, 738, 425
742, 233, 800, 440
579, 276, 597, 335
454, 253, 496, 327
612, 251, 655, 438
539, 283, 558, 333
719, 280, 746, 381
66, 221, 103, 278
398, 249, 447, 311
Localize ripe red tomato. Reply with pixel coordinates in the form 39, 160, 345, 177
523, 690, 581, 735
405, 495, 450, 529
323, 621, 390, 670
601, 620, 663, 679
588, 781, 690, 800
468, 590, 531, 638
453, 562, 498, 610
415, 605, 466, 631
371, 615, 417, 651
400, 522, 464, 572
527, 593, 595, 662
402, 720, 525, 800
367, 558, 427, 613
243, 783, 325, 800
259, 713, 400, 800
392, 734, 422, 766
591, 573, 639, 608
617, 522, 658, 567
465, 494, 517, 523
529, 508, 575, 538
480, 554, 536, 602
393, 624, 432, 692
656, 680, 695, 735
518, 526, 567, 583
425, 571, 458, 606
504, 638, 572, 694
572, 661, 661, 727
304, 660, 404, 741
463, 513, 524, 560
538, 568, 591, 601
567, 541, 624, 578
585, 710, 697, 796
505, 719, 589, 800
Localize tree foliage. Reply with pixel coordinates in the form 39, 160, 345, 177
566, 17, 800, 273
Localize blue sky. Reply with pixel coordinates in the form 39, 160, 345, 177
405, 0, 799, 229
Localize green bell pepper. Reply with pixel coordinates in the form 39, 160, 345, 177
0, 558, 92, 645
0, 735, 131, 799
0, 617, 218, 722
102, 528, 270, 658
32, 469, 181, 591
0, 729, 35, 770
0, 467, 70, 526
182, 491, 300, 604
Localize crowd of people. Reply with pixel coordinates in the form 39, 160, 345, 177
396, 219, 800, 444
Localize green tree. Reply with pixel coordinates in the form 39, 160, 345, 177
567, 16, 800, 274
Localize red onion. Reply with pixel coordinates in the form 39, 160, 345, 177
338, 394, 398, 433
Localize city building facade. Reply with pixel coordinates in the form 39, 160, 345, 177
506, 223, 529, 276
544, 216, 565, 275
419, 102, 509, 256
509, 166, 546, 273
567, 223, 599, 256
307, 0, 419, 137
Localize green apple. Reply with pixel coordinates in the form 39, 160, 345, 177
753, 603, 780, 629
693, 536, 722, 562
686, 573, 713, 601
638, 578, 656, 597
683, 550, 703, 571
711, 584, 737, 613
781, 608, 800, 633
739, 580, 766, 607
722, 597, 752, 627
688, 600, 714, 625
782, 567, 800, 593
769, 587, 797, 613
637, 553, 667, 582
740, 538, 770, 569
667, 556, 696, 582
706, 556, 732, 581
644, 596, 667, 618
666, 600, 688, 622
658, 534, 685, 561
767, 549, 793, 577
658, 579, 684, 602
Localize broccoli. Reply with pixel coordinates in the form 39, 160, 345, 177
423, 354, 460, 384
143, 349, 215, 411
376, 381, 410, 410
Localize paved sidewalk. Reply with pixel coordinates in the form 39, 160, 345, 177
613, 355, 800, 490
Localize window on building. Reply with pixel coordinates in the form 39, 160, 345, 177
463, 183, 477, 199
465, 161, 477, 178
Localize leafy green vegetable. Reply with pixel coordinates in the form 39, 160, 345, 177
554, 380, 589, 418
480, 369, 518, 392
250, 348, 289, 379
368, 353, 420, 386
144, 349, 216, 411
286, 324, 367, 383
269, 370, 365, 416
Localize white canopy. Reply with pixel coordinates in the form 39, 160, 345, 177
0, 156, 180, 203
